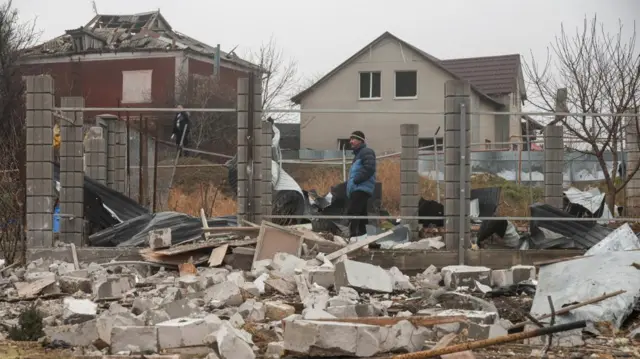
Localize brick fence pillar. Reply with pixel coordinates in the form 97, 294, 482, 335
250, 74, 263, 223
84, 126, 107, 184
59, 97, 84, 246
400, 124, 419, 240
101, 115, 126, 194
25, 75, 55, 247
625, 118, 640, 216
444, 80, 471, 252
236, 78, 249, 223
544, 125, 564, 209
261, 121, 273, 221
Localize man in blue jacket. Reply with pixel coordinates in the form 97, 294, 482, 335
346, 130, 376, 242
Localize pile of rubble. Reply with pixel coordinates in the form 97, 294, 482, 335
1, 222, 640, 358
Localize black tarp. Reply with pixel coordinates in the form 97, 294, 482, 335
88, 212, 238, 247
53, 163, 149, 232
528, 203, 612, 249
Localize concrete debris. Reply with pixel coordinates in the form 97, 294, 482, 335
5, 219, 640, 358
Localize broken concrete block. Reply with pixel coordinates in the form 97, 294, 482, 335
216, 322, 255, 359
271, 252, 307, 276
302, 283, 330, 310
63, 297, 97, 324
163, 298, 201, 319
238, 299, 266, 322
251, 259, 272, 277
177, 275, 202, 291
283, 319, 381, 357
253, 273, 269, 294
328, 287, 359, 307
110, 326, 158, 354
229, 312, 245, 328
24, 271, 55, 282
205, 282, 243, 308
379, 320, 432, 353
56, 261, 76, 275
334, 259, 393, 294
265, 341, 285, 359
97, 312, 144, 345
326, 304, 379, 318
149, 228, 172, 250
93, 276, 132, 299
156, 317, 212, 349
435, 309, 498, 325
201, 268, 230, 287
441, 265, 492, 289
302, 309, 336, 320
303, 267, 335, 289
58, 276, 92, 294
227, 271, 246, 286
511, 265, 536, 283
144, 309, 171, 325
132, 298, 154, 315
45, 319, 100, 347
467, 322, 508, 340
491, 265, 536, 287
241, 282, 260, 297
388, 267, 415, 291
264, 301, 295, 321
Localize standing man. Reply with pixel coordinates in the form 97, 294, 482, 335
346, 130, 376, 242
171, 105, 191, 156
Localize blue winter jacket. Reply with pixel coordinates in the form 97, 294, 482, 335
347, 144, 376, 197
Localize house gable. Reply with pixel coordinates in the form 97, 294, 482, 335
291, 31, 505, 108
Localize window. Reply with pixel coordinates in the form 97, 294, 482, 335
395, 71, 417, 98
418, 137, 443, 152
122, 70, 152, 104
359, 72, 381, 99
337, 139, 352, 151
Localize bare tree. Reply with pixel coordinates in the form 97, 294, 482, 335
247, 36, 298, 122
295, 71, 324, 129
0, 0, 37, 264
524, 15, 640, 211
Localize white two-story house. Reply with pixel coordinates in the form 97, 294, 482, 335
291, 32, 535, 153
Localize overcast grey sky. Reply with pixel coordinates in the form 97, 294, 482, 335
14, 0, 640, 83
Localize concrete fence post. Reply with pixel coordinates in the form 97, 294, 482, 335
236, 78, 249, 223
101, 115, 126, 194
60, 97, 84, 246
400, 124, 419, 240
84, 126, 107, 184
261, 121, 273, 221
25, 75, 55, 247
444, 80, 471, 252
543, 125, 563, 209
625, 117, 640, 216
251, 74, 264, 223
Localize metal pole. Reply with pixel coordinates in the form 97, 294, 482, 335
138, 117, 144, 205
152, 124, 159, 212
342, 147, 347, 182
459, 103, 466, 265
526, 118, 533, 208
433, 126, 441, 200
126, 112, 131, 197
247, 75, 255, 222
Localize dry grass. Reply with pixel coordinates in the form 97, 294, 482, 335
164, 158, 540, 218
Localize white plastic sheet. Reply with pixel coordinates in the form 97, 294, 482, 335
585, 223, 640, 256
530, 250, 640, 329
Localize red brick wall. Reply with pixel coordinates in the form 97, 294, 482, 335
20, 57, 176, 113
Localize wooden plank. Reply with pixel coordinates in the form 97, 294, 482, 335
202, 226, 260, 233
208, 244, 228, 267
149, 237, 251, 256
324, 230, 394, 261
351, 249, 586, 274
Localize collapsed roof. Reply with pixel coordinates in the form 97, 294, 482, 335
22, 11, 259, 71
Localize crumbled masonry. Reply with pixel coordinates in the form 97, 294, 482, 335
1, 222, 639, 358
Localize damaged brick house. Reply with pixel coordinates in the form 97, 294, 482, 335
18, 11, 259, 153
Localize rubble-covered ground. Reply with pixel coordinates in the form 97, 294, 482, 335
1, 250, 639, 359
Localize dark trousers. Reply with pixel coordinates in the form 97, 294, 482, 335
175, 134, 190, 157
347, 190, 370, 238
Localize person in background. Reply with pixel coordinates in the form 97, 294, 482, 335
346, 130, 376, 242
171, 105, 191, 156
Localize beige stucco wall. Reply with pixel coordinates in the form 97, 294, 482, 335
299, 37, 502, 152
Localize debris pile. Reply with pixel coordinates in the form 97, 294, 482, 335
1, 220, 639, 358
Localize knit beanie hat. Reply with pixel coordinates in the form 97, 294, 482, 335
350, 130, 365, 142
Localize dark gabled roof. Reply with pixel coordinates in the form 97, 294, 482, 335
291, 31, 519, 107
441, 54, 525, 99
22, 11, 259, 71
